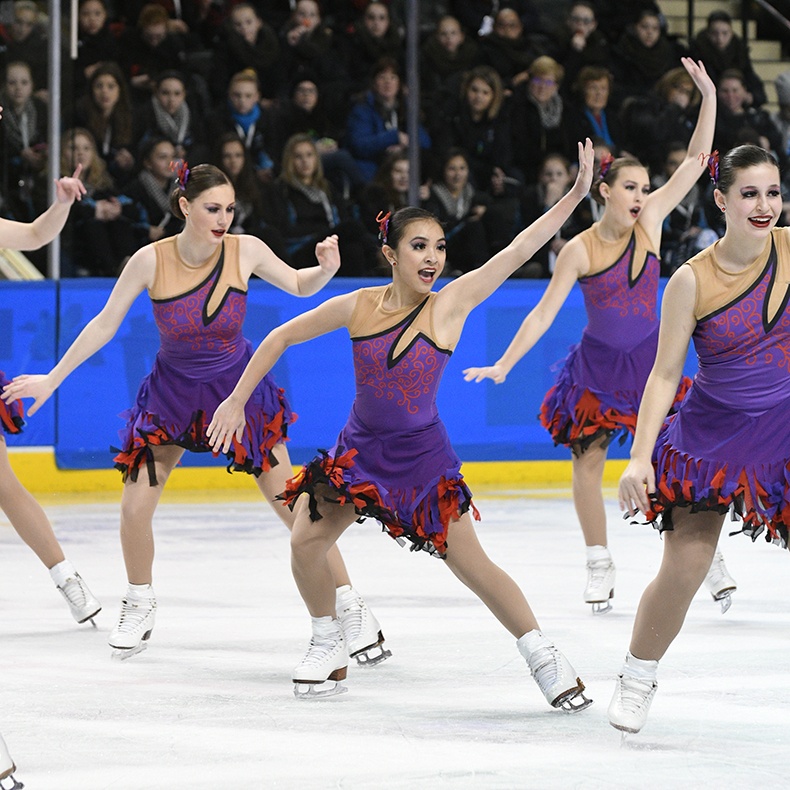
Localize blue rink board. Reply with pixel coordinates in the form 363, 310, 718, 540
53, 277, 698, 470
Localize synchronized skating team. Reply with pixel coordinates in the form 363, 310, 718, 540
2, 56, 789, 784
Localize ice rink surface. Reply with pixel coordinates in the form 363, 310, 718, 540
1, 489, 787, 789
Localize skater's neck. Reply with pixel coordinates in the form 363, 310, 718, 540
175, 231, 219, 268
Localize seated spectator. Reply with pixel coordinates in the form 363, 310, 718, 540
73, 0, 118, 97
280, 0, 348, 112
714, 69, 784, 166
551, 2, 611, 96
620, 65, 701, 172
343, 2, 403, 101
207, 69, 277, 184
389, 0, 451, 39
210, 2, 282, 107
266, 133, 378, 276
565, 65, 623, 151
419, 14, 481, 112
478, 6, 548, 92
650, 141, 719, 275
346, 57, 431, 183
691, 10, 767, 108
56, 128, 141, 277
123, 136, 182, 244
772, 70, 790, 160
451, 0, 541, 39
0, 0, 48, 101
272, 77, 365, 197
510, 56, 575, 183
611, 9, 685, 103
73, 61, 136, 187
135, 70, 210, 165
518, 153, 589, 277
0, 61, 47, 223
422, 148, 490, 274
209, 133, 288, 259
120, 3, 190, 105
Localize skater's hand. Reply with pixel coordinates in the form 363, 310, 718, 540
618, 457, 655, 518
55, 164, 86, 204
681, 57, 716, 102
1, 373, 55, 416
207, 396, 246, 454
462, 363, 507, 384
315, 234, 341, 276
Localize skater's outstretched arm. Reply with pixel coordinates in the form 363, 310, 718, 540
1, 247, 155, 415
618, 266, 696, 516
461, 142, 594, 384
207, 291, 358, 452
0, 165, 86, 250
241, 233, 341, 296
639, 58, 716, 236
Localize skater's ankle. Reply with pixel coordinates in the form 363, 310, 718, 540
49, 559, 77, 586
127, 582, 155, 599
622, 651, 658, 681
586, 545, 611, 563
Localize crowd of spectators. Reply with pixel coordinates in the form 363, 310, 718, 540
0, 0, 787, 277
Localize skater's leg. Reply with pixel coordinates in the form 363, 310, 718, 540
254, 443, 352, 587
289, 494, 358, 617
443, 512, 539, 637
630, 509, 724, 660
571, 438, 608, 547
0, 437, 64, 567
119, 444, 184, 585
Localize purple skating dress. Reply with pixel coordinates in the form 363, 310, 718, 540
648, 228, 790, 548
113, 235, 295, 484
540, 222, 690, 452
282, 285, 478, 557
0, 370, 24, 435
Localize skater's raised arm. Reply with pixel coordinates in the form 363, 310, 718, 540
440, 139, 594, 323
1, 248, 155, 415
618, 266, 697, 516
207, 291, 357, 452
639, 59, 716, 236
242, 233, 341, 296
0, 166, 85, 250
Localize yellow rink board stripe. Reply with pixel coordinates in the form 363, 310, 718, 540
8, 448, 629, 495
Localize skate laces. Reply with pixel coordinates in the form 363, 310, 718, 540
299, 634, 343, 668
337, 594, 365, 640
116, 597, 155, 633
616, 674, 656, 714
59, 575, 90, 607
528, 644, 565, 691
587, 559, 613, 584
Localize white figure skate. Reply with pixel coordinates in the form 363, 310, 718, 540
704, 551, 737, 613
584, 558, 615, 614
293, 616, 349, 699
50, 561, 101, 626
518, 632, 592, 712
0, 734, 23, 789
109, 590, 156, 659
608, 673, 658, 734
335, 585, 391, 667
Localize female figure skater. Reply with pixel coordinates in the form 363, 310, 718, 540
0, 158, 100, 626
612, 144, 789, 733
207, 141, 597, 708
463, 59, 736, 613
2, 164, 386, 662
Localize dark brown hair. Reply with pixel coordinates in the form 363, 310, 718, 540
169, 163, 232, 219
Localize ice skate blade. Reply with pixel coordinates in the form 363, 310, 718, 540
76, 606, 102, 625
352, 634, 392, 667
553, 679, 593, 713
293, 680, 348, 699
111, 642, 148, 661
0, 772, 24, 790
590, 600, 613, 614
712, 590, 734, 614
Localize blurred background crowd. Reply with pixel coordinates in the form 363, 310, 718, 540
1, 0, 790, 278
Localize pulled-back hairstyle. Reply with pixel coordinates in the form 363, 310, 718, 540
715, 144, 779, 194
590, 155, 646, 205
380, 206, 440, 248
169, 163, 232, 219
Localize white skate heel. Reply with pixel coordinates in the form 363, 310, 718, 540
517, 631, 592, 712
336, 585, 391, 667
0, 733, 23, 789
704, 551, 737, 613
584, 558, 615, 614
50, 560, 101, 626
109, 586, 156, 659
293, 616, 349, 699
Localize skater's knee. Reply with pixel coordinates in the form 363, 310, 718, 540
290, 520, 333, 559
